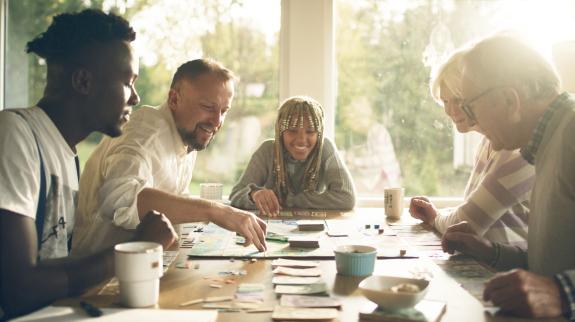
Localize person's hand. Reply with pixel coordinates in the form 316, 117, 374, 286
251, 189, 281, 217
441, 221, 495, 263
134, 210, 178, 249
409, 196, 438, 225
211, 205, 268, 252
484, 269, 565, 318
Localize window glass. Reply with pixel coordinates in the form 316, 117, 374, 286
6, 0, 575, 198
335, 0, 575, 197
5, 0, 280, 195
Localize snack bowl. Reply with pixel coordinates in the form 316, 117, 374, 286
334, 245, 377, 276
359, 275, 429, 311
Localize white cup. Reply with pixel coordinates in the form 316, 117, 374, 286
384, 187, 404, 219
114, 242, 163, 307
200, 183, 223, 200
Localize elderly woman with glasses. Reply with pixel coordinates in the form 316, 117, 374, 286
229, 96, 356, 216
408, 49, 534, 268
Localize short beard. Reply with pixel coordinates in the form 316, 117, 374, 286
177, 125, 212, 151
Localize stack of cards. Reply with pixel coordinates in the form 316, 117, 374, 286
272, 259, 325, 294
235, 283, 265, 303
297, 220, 325, 231
288, 237, 320, 248
270, 258, 340, 320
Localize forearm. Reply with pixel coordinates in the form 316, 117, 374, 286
137, 187, 219, 224
62, 248, 115, 295
3, 250, 115, 318
433, 208, 462, 234
229, 184, 259, 210
229, 146, 271, 210
2, 264, 69, 318
492, 243, 528, 271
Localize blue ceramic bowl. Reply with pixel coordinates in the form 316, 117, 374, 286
334, 245, 377, 276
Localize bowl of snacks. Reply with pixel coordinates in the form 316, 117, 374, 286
334, 245, 377, 276
358, 275, 429, 310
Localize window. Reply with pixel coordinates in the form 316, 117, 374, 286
335, 0, 575, 197
3, 0, 280, 195
3, 0, 575, 199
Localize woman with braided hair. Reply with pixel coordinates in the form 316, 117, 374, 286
230, 96, 356, 216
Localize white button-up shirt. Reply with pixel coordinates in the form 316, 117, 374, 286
72, 104, 196, 255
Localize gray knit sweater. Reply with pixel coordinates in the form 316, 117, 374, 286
229, 137, 356, 210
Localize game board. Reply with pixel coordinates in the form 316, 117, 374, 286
183, 214, 415, 259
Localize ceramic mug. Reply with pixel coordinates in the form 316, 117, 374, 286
115, 241, 163, 307
384, 187, 404, 219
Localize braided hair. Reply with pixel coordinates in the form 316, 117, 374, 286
273, 96, 324, 202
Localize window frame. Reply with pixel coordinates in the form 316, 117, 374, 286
0, 0, 464, 207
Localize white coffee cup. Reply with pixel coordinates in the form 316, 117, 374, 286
200, 183, 223, 200
384, 187, 404, 219
114, 241, 163, 307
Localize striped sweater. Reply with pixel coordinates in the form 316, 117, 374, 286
434, 136, 533, 247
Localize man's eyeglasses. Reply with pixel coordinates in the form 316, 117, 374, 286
460, 87, 501, 123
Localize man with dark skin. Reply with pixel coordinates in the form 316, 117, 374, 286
0, 10, 177, 319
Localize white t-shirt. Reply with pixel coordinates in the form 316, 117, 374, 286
72, 104, 196, 255
0, 107, 78, 260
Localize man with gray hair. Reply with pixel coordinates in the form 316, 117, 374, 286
72, 58, 268, 255
441, 34, 575, 319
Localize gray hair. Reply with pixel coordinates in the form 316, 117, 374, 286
462, 33, 560, 101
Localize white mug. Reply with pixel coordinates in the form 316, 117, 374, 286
384, 187, 404, 219
200, 183, 223, 200
114, 242, 163, 307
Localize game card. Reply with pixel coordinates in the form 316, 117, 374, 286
271, 305, 338, 320
274, 283, 328, 295
280, 295, 342, 308
272, 276, 323, 285
273, 266, 322, 277
271, 258, 320, 268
